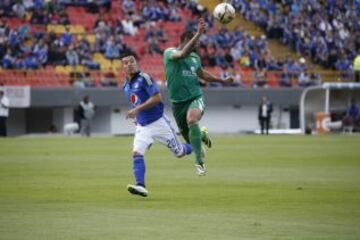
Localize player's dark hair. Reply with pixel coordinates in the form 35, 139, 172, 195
120, 52, 135, 60
180, 31, 195, 43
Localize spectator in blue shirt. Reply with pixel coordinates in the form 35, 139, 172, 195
2, 49, 16, 69
343, 98, 360, 131
347, 99, 360, 120
61, 26, 73, 46
122, 0, 136, 15
33, 39, 48, 66
104, 36, 120, 60
66, 45, 79, 66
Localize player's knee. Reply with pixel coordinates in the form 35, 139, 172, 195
186, 117, 198, 126
186, 113, 201, 126
187, 109, 201, 126
133, 151, 144, 158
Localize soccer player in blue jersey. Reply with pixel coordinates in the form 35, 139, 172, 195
122, 54, 193, 197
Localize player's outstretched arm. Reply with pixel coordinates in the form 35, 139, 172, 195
170, 18, 206, 60
197, 68, 234, 85
126, 93, 162, 119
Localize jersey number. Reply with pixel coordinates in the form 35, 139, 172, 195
167, 138, 177, 149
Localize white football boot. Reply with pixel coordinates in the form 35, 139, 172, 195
127, 184, 149, 197
195, 163, 207, 176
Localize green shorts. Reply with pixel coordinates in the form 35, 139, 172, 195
171, 96, 206, 142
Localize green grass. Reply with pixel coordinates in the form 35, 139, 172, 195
0, 135, 360, 240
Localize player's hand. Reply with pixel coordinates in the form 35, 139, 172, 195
223, 77, 234, 85
197, 18, 206, 35
126, 108, 138, 119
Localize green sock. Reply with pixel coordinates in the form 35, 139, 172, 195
189, 123, 203, 165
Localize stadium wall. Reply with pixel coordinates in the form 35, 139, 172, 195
6, 88, 303, 136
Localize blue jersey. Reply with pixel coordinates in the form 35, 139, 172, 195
123, 71, 164, 126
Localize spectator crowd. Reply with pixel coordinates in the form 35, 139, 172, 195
231, 0, 360, 76
3, 0, 358, 88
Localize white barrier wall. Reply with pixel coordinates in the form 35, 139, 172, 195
111, 106, 290, 135
202, 106, 290, 133
5, 88, 299, 136
7, 105, 291, 136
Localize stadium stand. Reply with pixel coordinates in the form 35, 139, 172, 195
0, 0, 357, 88
230, 0, 360, 73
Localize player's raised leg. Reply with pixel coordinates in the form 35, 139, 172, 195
172, 103, 191, 144
154, 115, 193, 158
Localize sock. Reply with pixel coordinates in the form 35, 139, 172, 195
181, 129, 190, 143
189, 123, 203, 165
182, 143, 193, 155
133, 154, 145, 187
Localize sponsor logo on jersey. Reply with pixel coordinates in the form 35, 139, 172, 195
182, 69, 196, 77
130, 94, 139, 106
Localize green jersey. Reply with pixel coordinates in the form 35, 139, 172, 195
163, 47, 203, 103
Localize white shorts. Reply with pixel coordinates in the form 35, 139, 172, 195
133, 115, 185, 157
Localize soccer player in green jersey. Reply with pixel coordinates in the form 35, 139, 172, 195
163, 18, 234, 176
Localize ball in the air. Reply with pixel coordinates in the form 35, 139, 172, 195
213, 3, 236, 25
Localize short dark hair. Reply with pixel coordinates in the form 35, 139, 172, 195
120, 52, 136, 60
180, 31, 195, 43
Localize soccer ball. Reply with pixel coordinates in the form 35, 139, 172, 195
213, 3, 236, 25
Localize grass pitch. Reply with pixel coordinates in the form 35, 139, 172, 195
0, 135, 360, 240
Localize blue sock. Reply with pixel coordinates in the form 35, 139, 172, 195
133, 154, 145, 187
183, 143, 193, 155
